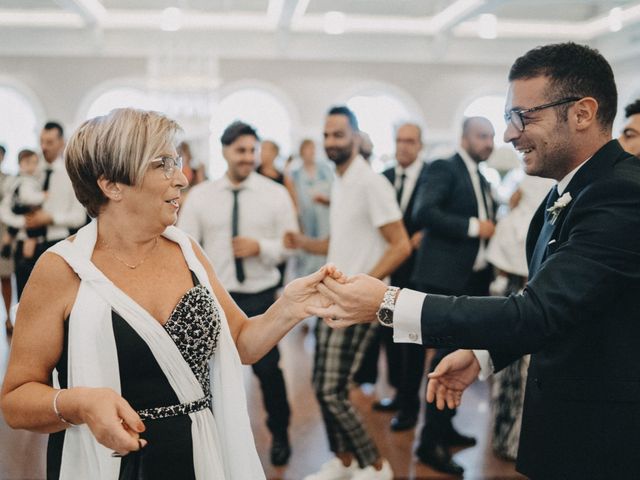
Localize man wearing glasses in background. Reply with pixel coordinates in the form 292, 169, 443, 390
619, 99, 640, 157
308, 43, 640, 480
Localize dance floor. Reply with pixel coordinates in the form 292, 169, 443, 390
0, 319, 525, 479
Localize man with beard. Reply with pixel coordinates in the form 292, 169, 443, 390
286, 106, 410, 480
178, 121, 298, 466
396, 116, 496, 475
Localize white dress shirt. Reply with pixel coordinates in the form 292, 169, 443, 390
394, 159, 424, 213
459, 149, 493, 271
393, 157, 593, 379
327, 156, 402, 276
0, 156, 86, 241
178, 172, 298, 294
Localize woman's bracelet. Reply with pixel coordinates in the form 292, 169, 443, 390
53, 389, 77, 426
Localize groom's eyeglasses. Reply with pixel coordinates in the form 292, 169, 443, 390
505, 97, 581, 132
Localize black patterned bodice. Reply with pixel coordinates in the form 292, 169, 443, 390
48, 273, 223, 480
164, 284, 221, 395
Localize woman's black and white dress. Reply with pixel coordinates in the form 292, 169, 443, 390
45, 220, 264, 480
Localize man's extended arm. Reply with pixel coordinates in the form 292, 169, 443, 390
311, 176, 640, 355
367, 220, 411, 280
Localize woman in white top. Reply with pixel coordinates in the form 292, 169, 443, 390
0, 108, 330, 480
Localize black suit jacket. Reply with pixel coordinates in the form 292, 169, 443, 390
382, 163, 428, 288
417, 141, 640, 479
410, 153, 495, 292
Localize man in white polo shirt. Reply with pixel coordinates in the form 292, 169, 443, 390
286, 106, 410, 480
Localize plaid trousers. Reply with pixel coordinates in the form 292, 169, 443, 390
312, 319, 380, 468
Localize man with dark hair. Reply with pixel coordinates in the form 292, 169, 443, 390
3, 121, 85, 297
287, 106, 410, 480
328, 105, 359, 132
310, 43, 640, 480
619, 99, 640, 156
179, 121, 298, 466
0, 145, 6, 158
43, 121, 64, 137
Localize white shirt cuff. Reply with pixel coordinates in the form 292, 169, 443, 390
257, 238, 284, 266
393, 288, 425, 345
473, 350, 494, 380
468, 217, 479, 237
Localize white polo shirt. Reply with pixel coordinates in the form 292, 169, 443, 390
327, 156, 402, 276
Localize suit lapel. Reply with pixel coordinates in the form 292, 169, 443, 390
453, 155, 479, 214
383, 168, 395, 185
405, 163, 427, 216
525, 140, 626, 264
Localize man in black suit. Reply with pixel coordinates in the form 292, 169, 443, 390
309, 43, 640, 480
405, 117, 496, 474
371, 123, 428, 432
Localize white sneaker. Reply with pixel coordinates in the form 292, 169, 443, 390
303, 457, 359, 480
350, 459, 393, 480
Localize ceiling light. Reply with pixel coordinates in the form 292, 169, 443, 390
608, 7, 623, 32
478, 13, 497, 39
323, 11, 346, 35
161, 7, 182, 31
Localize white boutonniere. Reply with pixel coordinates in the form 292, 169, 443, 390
547, 192, 572, 225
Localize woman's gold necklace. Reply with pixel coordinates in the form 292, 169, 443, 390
102, 236, 159, 269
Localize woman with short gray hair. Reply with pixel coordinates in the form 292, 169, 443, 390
0, 108, 330, 479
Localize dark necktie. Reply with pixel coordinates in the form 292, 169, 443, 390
231, 189, 245, 283
396, 172, 406, 206
478, 168, 492, 221
529, 186, 560, 277
43, 168, 53, 192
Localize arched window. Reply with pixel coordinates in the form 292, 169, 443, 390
346, 93, 416, 172
84, 87, 161, 120
0, 86, 40, 174
209, 88, 292, 180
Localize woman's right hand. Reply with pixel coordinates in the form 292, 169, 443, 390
62, 387, 147, 455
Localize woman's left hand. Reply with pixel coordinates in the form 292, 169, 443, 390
281, 266, 341, 321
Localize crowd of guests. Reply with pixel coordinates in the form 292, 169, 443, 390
0, 41, 639, 480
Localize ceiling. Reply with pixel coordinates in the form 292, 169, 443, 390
1, 0, 639, 65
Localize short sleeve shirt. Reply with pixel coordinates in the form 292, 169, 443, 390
327, 156, 402, 275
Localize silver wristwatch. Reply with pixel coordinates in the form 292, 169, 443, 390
376, 286, 400, 327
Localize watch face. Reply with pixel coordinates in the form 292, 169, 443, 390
378, 307, 393, 326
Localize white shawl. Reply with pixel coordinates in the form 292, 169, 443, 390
47, 220, 265, 480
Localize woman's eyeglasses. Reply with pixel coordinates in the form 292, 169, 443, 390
150, 156, 183, 179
